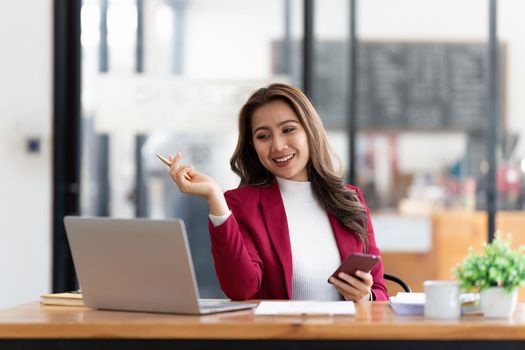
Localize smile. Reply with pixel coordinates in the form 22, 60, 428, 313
273, 154, 295, 163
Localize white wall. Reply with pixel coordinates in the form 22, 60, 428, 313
0, 0, 52, 308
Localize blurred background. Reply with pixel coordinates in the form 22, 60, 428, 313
2, 0, 525, 307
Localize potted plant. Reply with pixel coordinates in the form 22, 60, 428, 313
454, 231, 525, 318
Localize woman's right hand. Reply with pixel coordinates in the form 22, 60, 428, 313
168, 152, 219, 199
168, 152, 230, 216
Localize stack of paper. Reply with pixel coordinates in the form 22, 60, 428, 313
389, 292, 482, 316
389, 292, 425, 315
254, 301, 355, 316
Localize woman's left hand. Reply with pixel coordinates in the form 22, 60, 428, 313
329, 270, 373, 302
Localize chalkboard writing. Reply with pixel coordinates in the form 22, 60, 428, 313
274, 41, 502, 131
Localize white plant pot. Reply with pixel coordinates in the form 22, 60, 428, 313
480, 287, 518, 318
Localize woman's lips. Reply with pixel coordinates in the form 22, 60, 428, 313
273, 153, 295, 167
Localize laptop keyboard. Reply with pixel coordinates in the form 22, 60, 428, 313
199, 299, 234, 307
198, 299, 254, 312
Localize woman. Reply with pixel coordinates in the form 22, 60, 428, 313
169, 83, 388, 302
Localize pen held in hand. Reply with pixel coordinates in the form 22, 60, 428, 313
155, 153, 192, 181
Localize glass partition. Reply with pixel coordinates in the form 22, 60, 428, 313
79, 0, 522, 296
80, 0, 304, 297
314, 0, 499, 293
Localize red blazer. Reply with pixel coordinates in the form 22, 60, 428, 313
208, 181, 388, 301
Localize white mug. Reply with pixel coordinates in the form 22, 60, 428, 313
424, 280, 461, 319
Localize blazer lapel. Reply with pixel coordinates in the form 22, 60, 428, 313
259, 182, 293, 299
328, 213, 360, 261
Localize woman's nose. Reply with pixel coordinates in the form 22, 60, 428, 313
271, 136, 287, 152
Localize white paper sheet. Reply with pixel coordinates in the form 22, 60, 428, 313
254, 301, 356, 316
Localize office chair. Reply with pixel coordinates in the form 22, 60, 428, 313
383, 273, 412, 293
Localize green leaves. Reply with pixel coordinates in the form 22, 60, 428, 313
454, 232, 525, 294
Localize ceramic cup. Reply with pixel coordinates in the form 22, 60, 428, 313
424, 280, 461, 320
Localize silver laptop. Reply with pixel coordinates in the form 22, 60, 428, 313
63, 216, 257, 315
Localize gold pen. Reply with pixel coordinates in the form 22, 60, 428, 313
155, 153, 192, 181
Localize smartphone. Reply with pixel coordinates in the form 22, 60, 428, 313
328, 253, 380, 282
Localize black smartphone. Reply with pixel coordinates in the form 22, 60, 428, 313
328, 253, 380, 283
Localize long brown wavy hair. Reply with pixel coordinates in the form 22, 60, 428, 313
230, 83, 368, 248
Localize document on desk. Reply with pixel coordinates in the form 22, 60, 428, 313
389, 292, 482, 316
254, 301, 356, 316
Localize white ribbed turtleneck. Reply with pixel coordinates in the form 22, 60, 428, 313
276, 177, 341, 301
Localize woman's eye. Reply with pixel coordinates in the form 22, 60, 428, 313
283, 127, 295, 133
256, 133, 270, 140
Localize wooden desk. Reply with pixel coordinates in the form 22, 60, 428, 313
1, 302, 525, 349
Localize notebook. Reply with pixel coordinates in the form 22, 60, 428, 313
40, 291, 84, 307
63, 216, 257, 315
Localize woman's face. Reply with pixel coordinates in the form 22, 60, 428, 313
251, 100, 310, 181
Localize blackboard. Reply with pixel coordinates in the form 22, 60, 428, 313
274, 41, 503, 132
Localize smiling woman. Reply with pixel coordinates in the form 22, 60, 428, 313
168, 83, 388, 302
